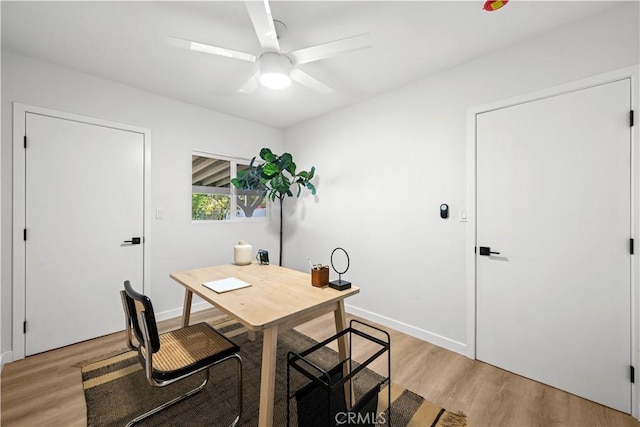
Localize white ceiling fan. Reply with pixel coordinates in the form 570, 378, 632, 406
167, 0, 372, 94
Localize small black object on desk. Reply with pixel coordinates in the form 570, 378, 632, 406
256, 249, 269, 265
329, 247, 351, 290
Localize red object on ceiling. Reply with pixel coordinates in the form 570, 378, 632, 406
483, 0, 509, 12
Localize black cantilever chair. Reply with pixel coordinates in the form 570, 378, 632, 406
120, 280, 243, 427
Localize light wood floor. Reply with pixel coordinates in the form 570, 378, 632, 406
1, 308, 638, 427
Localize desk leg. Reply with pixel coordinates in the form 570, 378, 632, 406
181, 289, 193, 328
334, 300, 353, 408
334, 300, 348, 354
258, 325, 278, 427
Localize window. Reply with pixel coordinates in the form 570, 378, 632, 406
192, 152, 267, 221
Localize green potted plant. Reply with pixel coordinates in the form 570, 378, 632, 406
234, 157, 268, 218
232, 148, 316, 266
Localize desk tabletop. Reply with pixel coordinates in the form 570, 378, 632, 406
170, 263, 359, 331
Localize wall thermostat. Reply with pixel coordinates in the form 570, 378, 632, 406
440, 204, 449, 219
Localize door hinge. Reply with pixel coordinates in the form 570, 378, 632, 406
23, 321, 26, 334
23, 229, 27, 241
631, 110, 635, 127
631, 238, 634, 255
23, 135, 27, 148
631, 366, 635, 383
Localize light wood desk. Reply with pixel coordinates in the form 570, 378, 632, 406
170, 263, 359, 427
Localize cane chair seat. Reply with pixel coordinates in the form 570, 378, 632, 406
143, 322, 240, 381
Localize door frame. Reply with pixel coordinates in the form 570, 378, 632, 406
466, 65, 640, 418
12, 103, 151, 361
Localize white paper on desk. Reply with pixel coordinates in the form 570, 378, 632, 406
203, 277, 251, 293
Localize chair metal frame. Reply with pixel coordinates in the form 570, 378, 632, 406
120, 281, 243, 427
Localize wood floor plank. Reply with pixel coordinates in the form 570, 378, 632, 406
1, 308, 638, 427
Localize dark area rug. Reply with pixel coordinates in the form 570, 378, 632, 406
82, 323, 466, 427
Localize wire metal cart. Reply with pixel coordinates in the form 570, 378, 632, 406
287, 320, 391, 426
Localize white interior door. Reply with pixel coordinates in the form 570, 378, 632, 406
476, 79, 632, 413
24, 113, 144, 355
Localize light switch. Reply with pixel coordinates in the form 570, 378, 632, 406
156, 208, 164, 219
460, 209, 467, 222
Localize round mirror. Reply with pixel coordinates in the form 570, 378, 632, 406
330, 247, 350, 276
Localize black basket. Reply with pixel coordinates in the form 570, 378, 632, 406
295, 364, 347, 427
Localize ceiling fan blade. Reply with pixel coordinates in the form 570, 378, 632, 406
288, 33, 373, 65
238, 72, 260, 94
290, 68, 333, 94
167, 36, 256, 62
245, 0, 280, 52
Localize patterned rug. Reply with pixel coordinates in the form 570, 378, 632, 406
82, 320, 467, 426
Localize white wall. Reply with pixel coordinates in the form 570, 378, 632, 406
1, 51, 284, 356
2, 2, 638, 361
0, 9, 3, 369
282, 2, 640, 354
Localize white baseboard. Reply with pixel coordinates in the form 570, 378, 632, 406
345, 304, 468, 356
154, 301, 212, 323
154, 302, 468, 356
1, 351, 13, 371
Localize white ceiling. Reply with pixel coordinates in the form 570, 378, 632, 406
1, 1, 621, 129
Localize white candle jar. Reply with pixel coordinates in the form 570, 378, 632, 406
234, 240, 253, 265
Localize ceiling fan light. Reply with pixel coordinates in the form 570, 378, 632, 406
259, 52, 292, 90
259, 72, 291, 89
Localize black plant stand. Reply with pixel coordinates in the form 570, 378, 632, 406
287, 320, 391, 427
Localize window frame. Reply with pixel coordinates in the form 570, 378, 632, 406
191, 150, 268, 223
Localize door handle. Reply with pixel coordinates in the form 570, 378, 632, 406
123, 237, 141, 245
479, 246, 500, 256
